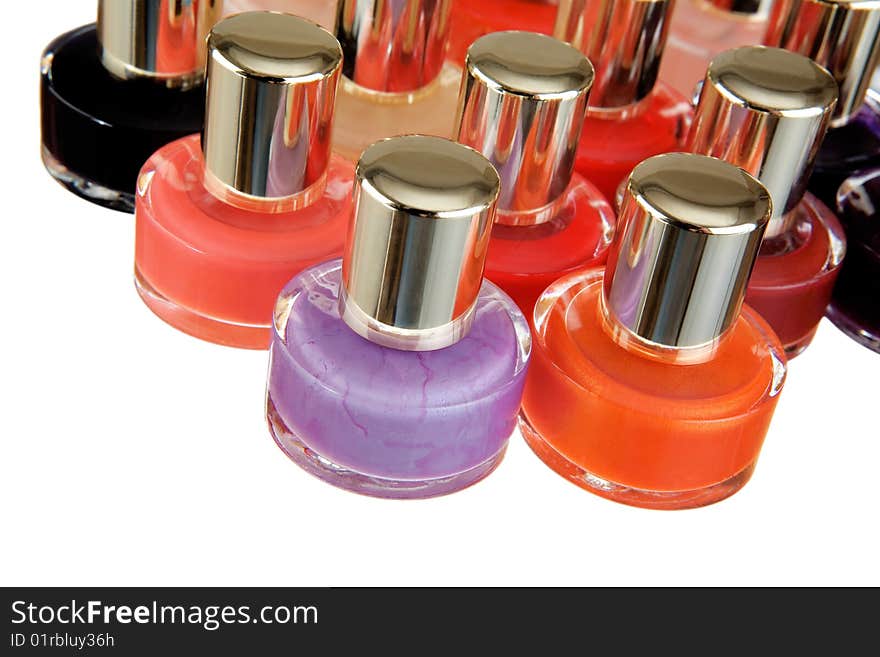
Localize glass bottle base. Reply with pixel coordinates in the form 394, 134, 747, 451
519, 412, 757, 510
783, 327, 819, 359
42, 145, 134, 213
826, 304, 880, 354
135, 267, 270, 349
267, 395, 507, 500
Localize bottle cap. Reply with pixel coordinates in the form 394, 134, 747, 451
335, 0, 451, 93
706, 0, 775, 17
456, 31, 593, 224
605, 153, 771, 349
554, 0, 673, 108
340, 135, 501, 351
764, 0, 880, 125
202, 12, 342, 208
689, 46, 837, 238
97, 0, 222, 87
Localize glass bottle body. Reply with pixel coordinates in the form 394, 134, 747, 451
223, 0, 335, 29
520, 269, 786, 510
809, 93, 880, 210
826, 168, 880, 353
267, 260, 531, 499
575, 84, 693, 202
660, 0, 770, 98
447, 0, 557, 66
331, 65, 462, 162
134, 134, 354, 349
745, 193, 846, 358
485, 174, 615, 318
40, 25, 205, 213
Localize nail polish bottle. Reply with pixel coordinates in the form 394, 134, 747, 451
554, 0, 693, 202
135, 12, 354, 349
764, 0, 880, 209
222, 0, 335, 29
660, 0, 774, 98
521, 153, 786, 510
448, 0, 558, 66
267, 135, 531, 499
41, 0, 222, 212
689, 46, 844, 357
455, 31, 614, 317
827, 168, 880, 352
331, 0, 461, 162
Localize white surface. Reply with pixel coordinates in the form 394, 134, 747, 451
2, 2, 878, 587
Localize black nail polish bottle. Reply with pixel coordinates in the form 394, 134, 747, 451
40, 1, 223, 213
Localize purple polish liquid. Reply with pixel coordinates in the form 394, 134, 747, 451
267, 260, 530, 494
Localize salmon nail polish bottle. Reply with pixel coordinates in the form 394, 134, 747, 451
689, 46, 845, 358
448, 0, 558, 66
455, 31, 614, 317
134, 12, 354, 349
223, 0, 335, 29
660, 0, 774, 99
554, 0, 693, 202
267, 136, 532, 499
764, 0, 880, 210
40, 0, 222, 212
331, 0, 461, 162
521, 153, 787, 510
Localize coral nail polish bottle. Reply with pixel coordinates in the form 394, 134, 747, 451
827, 168, 880, 352
521, 153, 786, 510
455, 31, 614, 317
660, 0, 774, 99
447, 0, 558, 66
554, 0, 693, 201
267, 135, 532, 499
223, 0, 335, 28
40, 0, 222, 212
135, 12, 354, 349
331, 0, 462, 162
764, 0, 880, 209
689, 46, 844, 357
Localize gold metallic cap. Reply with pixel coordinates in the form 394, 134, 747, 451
554, 0, 673, 108
202, 12, 342, 208
604, 153, 771, 349
689, 46, 837, 238
340, 135, 500, 351
705, 0, 776, 17
335, 0, 451, 93
764, 0, 880, 124
97, 0, 223, 87
456, 31, 593, 224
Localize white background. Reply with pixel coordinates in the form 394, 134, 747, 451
2, 1, 878, 587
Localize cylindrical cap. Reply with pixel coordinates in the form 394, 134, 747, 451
340, 136, 500, 351
764, 0, 880, 124
689, 46, 837, 238
97, 0, 223, 86
705, 0, 775, 17
554, 0, 672, 108
335, 0, 451, 93
604, 153, 771, 349
456, 31, 593, 224
202, 12, 342, 207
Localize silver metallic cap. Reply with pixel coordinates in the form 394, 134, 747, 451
341, 136, 501, 351
604, 153, 771, 349
689, 46, 837, 238
335, 0, 452, 93
705, 0, 776, 17
98, 0, 223, 87
554, 0, 673, 108
764, 0, 880, 124
202, 12, 342, 208
456, 31, 593, 224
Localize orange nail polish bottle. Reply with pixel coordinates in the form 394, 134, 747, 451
134, 13, 354, 349
520, 153, 787, 510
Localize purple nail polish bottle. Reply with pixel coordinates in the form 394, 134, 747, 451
266, 135, 531, 499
